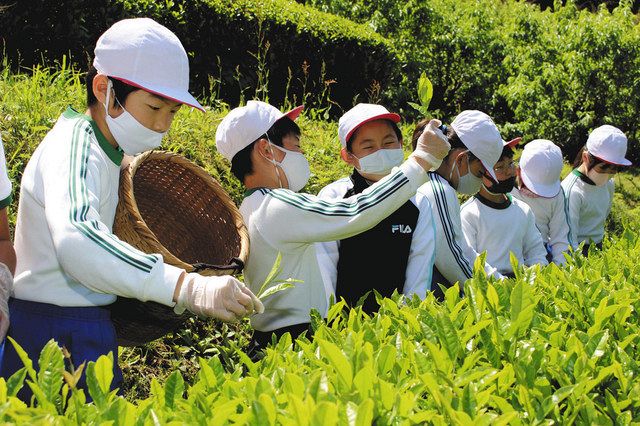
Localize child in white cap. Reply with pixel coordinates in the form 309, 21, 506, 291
315, 104, 436, 312
411, 110, 503, 297
511, 139, 573, 265
0, 133, 15, 342
561, 125, 631, 255
216, 100, 450, 350
2, 18, 262, 399
460, 139, 548, 277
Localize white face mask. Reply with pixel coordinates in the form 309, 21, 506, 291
266, 142, 311, 192
449, 152, 483, 195
353, 148, 404, 177
587, 169, 613, 186
103, 79, 166, 156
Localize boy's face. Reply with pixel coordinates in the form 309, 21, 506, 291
269, 132, 303, 164
482, 155, 516, 186
341, 120, 402, 178
95, 75, 182, 134
116, 89, 183, 134
448, 149, 486, 181
254, 132, 303, 190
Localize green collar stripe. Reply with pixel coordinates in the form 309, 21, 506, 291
571, 168, 595, 185
244, 188, 264, 198
0, 194, 12, 209
63, 107, 123, 166
475, 193, 512, 209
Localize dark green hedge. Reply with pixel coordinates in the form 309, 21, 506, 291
0, 0, 398, 113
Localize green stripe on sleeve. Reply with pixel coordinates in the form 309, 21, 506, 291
68, 120, 158, 273
266, 171, 408, 216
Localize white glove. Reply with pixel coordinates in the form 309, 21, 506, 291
410, 119, 451, 171
173, 273, 264, 322
0, 263, 13, 340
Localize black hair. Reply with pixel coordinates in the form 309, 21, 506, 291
346, 119, 402, 152
500, 145, 515, 161
412, 119, 477, 162
572, 144, 607, 170
411, 118, 429, 151
86, 65, 139, 108
230, 116, 301, 182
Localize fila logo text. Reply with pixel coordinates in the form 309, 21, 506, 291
391, 224, 412, 234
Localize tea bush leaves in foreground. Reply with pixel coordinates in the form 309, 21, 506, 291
1, 229, 639, 423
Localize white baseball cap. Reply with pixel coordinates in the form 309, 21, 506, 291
586, 125, 631, 166
450, 110, 504, 182
338, 104, 401, 148
504, 137, 522, 149
93, 18, 204, 111
215, 100, 304, 161
519, 139, 563, 198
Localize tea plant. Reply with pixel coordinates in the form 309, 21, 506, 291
2, 227, 640, 422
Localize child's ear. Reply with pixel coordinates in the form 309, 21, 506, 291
92, 74, 110, 106
582, 150, 590, 169
340, 148, 355, 165
255, 138, 273, 159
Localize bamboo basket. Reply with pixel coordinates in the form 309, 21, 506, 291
110, 150, 249, 346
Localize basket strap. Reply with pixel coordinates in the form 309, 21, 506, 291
192, 257, 245, 274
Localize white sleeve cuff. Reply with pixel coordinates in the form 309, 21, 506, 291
399, 158, 429, 186
144, 262, 184, 307
410, 151, 443, 171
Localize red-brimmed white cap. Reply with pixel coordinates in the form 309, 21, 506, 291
519, 139, 563, 198
338, 104, 401, 148
93, 18, 204, 112
451, 110, 504, 182
504, 137, 522, 149
215, 100, 303, 161
586, 125, 631, 166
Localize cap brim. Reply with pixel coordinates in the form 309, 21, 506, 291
480, 159, 498, 182
344, 113, 401, 143
283, 105, 304, 121
112, 77, 205, 112
520, 169, 561, 198
595, 155, 632, 167
503, 137, 522, 148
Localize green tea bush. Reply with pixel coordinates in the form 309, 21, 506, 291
0, 0, 397, 114
499, 4, 640, 162
3, 57, 640, 423
306, 0, 640, 161
3, 55, 640, 423
307, 0, 506, 123
3, 227, 640, 422
0, 0, 119, 65
306, 0, 511, 122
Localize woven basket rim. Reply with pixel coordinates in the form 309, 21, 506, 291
118, 150, 249, 272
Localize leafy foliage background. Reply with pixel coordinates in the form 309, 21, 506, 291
1, 0, 640, 422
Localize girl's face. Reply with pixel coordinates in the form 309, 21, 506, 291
583, 151, 622, 175
591, 162, 621, 175
345, 120, 402, 163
